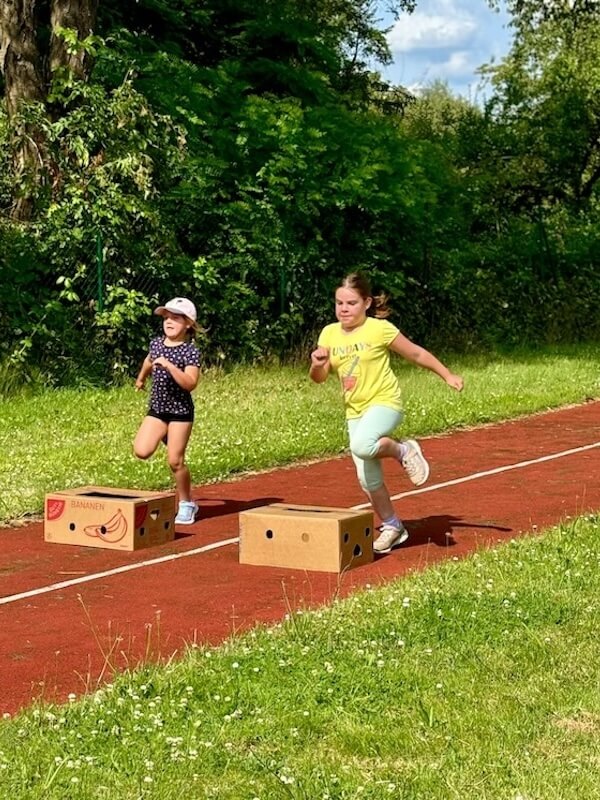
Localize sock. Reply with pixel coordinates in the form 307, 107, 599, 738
382, 515, 402, 530
397, 442, 408, 460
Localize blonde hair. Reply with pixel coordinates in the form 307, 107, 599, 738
338, 272, 391, 319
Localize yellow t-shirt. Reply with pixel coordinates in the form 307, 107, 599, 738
318, 317, 402, 419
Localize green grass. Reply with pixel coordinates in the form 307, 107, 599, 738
1, 514, 599, 799
1, 344, 599, 522
1, 343, 599, 797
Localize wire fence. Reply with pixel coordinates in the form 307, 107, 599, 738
18, 230, 300, 383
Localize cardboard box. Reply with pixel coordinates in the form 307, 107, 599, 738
44, 486, 176, 551
239, 503, 374, 573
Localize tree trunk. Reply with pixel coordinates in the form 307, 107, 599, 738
0, 1, 47, 219
0, 0, 99, 219
50, 0, 99, 79
0, 0, 46, 115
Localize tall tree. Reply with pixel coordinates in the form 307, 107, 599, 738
50, 0, 98, 78
0, 0, 98, 218
489, 0, 599, 34
483, 0, 600, 210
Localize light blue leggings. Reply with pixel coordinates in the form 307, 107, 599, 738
347, 405, 404, 493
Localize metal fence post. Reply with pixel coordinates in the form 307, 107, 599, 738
96, 231, 104, 312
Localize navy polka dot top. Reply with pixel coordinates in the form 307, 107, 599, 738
148, 337, 201, 416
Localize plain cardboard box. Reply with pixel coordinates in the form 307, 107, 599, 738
44, 486, 176, 551
239, 503, 374, 572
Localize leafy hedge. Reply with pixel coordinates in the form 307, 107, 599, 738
1, 8, 599, 390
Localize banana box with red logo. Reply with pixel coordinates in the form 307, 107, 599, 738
44, 486, 177, 551
239, 503, 374, 573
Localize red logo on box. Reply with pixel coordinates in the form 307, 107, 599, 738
135, 505, 148, 528
46, 498, 65, 521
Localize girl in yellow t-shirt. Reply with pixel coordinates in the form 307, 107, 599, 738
310, 273, 464, 554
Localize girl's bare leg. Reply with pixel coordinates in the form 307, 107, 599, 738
133, 416, 168, 460
165, 422, 194, 501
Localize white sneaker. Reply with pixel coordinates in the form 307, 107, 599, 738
374, 523, 409, 554
175, 501, 199, 525
400, 439, 430, 486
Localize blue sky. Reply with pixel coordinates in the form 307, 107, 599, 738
377, 0, 514, 102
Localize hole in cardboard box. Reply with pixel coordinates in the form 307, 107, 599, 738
69, 523, 76, 531
301, 532, 309, 542
365, 527, 371, 537
163, 521, 170, 529
265, 529, 274, 539
140, 527, 146, 536
353, 544, 362, 557
150, 509, 160, 520
343, 532, 349, 543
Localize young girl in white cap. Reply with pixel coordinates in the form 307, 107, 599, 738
134, 297, 201, 525
310, 273, 463, 554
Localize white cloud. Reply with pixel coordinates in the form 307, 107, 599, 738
379, 0, 512, 99
388, 12, 477, 53
439, 50, 473, 78
400, 51, 472, 95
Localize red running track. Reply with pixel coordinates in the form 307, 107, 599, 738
1, 402, 599, 715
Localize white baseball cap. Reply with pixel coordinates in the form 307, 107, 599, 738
154, 297, 199, 330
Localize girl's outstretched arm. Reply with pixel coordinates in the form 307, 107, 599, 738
390, 333, 464, 391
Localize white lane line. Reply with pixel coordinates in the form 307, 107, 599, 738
351, 441, 600, 510
0, 538, 240, 607
2, 441, 599, 607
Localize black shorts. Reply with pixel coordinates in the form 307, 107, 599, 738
148, 409, 194, 424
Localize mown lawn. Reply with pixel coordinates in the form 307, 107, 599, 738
1, 344, 599, 522
0, 514, 599, 799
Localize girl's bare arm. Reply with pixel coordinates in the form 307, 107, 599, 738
390, 333, 464, 391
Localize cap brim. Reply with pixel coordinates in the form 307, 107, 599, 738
154, 306, 199, 331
